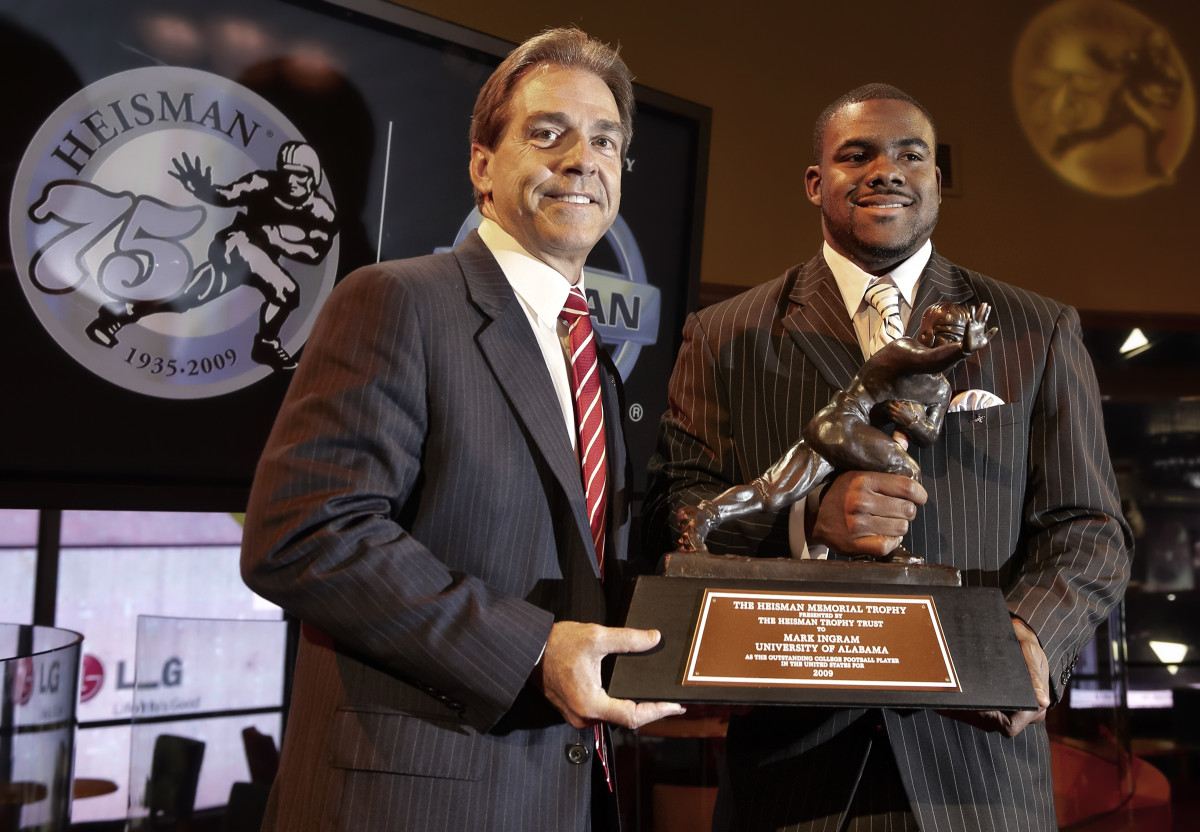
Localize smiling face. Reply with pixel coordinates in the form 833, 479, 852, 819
470, 65, 623, 281
805, 98, 941, 275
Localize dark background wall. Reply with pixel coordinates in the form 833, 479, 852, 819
391, 0, 1198, 316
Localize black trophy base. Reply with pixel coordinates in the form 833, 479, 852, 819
609, 575, 1038, 711
659, 550, 962, 586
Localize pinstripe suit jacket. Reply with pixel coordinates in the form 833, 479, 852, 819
241, 231, 629, 831
642, 249, 1132, 831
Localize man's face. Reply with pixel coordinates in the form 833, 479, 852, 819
805, 98, 941, 275
470, 66, 623, 280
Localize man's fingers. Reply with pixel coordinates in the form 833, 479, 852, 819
939, 620, 1049, 737
861, 471, 928, 505
604, 697, 688, 730
539, 623, 684, 730
813, 471, 928, 555
848, 535, 904, 558
848, 510, 911, 538
597, 627, 663, 656
1012, 617, 1052, 710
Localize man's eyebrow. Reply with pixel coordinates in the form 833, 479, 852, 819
594, 118, 622, 136
835, 136, 933, 153
525, 110, 571, 129
525, 112, 623, 137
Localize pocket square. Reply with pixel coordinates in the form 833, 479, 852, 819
949, 389, 1005, 412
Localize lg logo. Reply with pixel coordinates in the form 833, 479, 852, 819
116, 656, 183, 690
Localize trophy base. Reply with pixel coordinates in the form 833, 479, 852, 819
610, 574, 1036, 710
659, 550, 962, 586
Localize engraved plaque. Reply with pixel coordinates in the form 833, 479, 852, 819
683, 589, 959, 691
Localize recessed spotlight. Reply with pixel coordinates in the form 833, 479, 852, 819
1119, 328, 1150, 356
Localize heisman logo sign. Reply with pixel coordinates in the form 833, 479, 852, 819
9, 67, 339, 398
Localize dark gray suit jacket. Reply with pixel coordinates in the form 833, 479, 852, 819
242, 232, 629, 831
642, 249, 1132, 831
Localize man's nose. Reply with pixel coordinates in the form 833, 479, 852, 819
867, 157, 904, 187
561, 136, 598, 175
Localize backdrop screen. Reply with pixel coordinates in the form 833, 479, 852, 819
1, 0, 709, 509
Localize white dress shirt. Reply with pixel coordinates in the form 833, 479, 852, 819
477, 218, 580, 449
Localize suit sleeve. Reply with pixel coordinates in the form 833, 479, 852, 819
240, 265, 553, 732
1006, 304, 1132, 703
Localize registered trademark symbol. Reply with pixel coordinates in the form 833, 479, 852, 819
629, 403, 643, 422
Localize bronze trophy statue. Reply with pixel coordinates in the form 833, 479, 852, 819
673, 301, 996, 572
611, 301, 1040, 711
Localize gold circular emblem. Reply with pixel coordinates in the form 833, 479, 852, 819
1013, 0, 1194, 196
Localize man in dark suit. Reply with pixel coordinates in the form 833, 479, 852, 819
642, 83, 1132, 831
241, 28, 684, 831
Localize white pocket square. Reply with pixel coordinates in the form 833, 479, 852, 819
949, 389, 1005, 412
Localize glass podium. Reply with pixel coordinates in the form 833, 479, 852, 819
0, 623, 83, 832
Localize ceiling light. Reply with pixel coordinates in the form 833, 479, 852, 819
1149, 640, 1188, 664
1119, 328, 1150, 356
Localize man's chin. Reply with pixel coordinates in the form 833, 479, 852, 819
537, 224, 613, 254
850, 228, 933, 267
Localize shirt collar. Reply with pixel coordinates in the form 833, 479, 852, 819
822, 239, 932, 318
477, 218, 575, 331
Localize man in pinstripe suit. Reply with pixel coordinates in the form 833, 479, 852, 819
241, 29, 683, 831
643, 84, 1132, 830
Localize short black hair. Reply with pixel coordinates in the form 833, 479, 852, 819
812, 83, 937, 163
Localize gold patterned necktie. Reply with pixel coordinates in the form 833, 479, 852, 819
864, 281, 904, 355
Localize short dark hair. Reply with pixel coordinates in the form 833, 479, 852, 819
470, 27, 635, 207
812, 83, 937, 163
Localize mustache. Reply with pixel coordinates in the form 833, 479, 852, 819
862, 188, 913, 199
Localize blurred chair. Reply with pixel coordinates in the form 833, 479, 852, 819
241, 726, 279, 785
221, 781, 271, 832
145, 734, 205, 831
219, 726, 280, 832
1052, 734, 1171, 829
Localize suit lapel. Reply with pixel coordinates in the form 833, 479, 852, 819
454, 232, 600, 575
909, 251, 981, 390
597, 342, 627, 572
780, 255, 863, 390
780, 250, 979, 390
908, 249, 975, 334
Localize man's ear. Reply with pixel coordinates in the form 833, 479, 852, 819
805, 165, 822, 207
469, 143, 493, 200
935, 164, 943, 204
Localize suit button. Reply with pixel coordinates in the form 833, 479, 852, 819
566, 742, 590, 765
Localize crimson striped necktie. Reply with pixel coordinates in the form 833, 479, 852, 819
561, 287, 607, 576
562, 288, 613, 790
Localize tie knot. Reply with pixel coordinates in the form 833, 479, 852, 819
562, 287, 590, 320
864, 281, 900, 317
